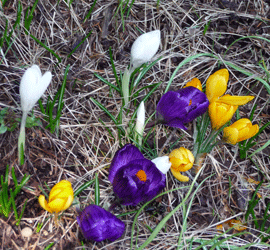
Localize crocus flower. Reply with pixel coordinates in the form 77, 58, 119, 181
156, 87, 209, 130
130, 30, 160, 71
108, 144, 166, 206
38, 180, 74, 213
184, 78, 202, 91
169, 147, 194, 182
18, 65, 52, 164
135, 101, 145, 145
206, 69, 254, 130
223, 118, 259, 145
151, 156, 171, 174
77, 205, 125, 242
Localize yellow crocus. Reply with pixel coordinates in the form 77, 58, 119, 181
206, 69, 254, 130
38, 180, 74, 213
169, 147, 194, 182
223, 118, 259, 145
206, 69, 229, 103
184, 78, 202, 91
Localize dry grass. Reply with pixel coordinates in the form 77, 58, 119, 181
0, 0, 270, 249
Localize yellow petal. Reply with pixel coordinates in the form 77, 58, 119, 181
223, 127, 239, 145
38, 195, 53, 213
169, 147, 194, 172
238, 124, 259, 142
208, 101, 238, 130
184, 78, 202, 91
61, 195, 74, 211
48, 198, 66, 213
216, 94, 254, 106
206, 69, 229, 102
170, 168, 189, 182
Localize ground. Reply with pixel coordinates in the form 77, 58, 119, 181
0, 0, 270, 249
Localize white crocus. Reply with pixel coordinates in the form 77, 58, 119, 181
135, 101, 145, 146
122, 30, 160, 107
18, 65, 52, 165
152, 156, 171, 174
130, 30, 160, 72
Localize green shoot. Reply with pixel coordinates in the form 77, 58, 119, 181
94, 173, 100, 206
83, 0, 97, 22
0, 165, 30, 225
24, 0, 39, 34
39, 65, 70, 135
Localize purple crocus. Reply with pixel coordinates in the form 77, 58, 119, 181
108, 144, 166, 206
77, 205, 125, 242
156, 86, 209, 130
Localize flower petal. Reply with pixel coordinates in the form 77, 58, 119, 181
184, 78, 202, 91
108, 144, 145, 183
206, 69, 229, 102
47, 198, 66, 213
38, 195, 53, 213
216, 94, 254, 106
170, 168, 189, 182
223, 127, 239, 144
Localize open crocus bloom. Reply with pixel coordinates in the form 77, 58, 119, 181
206, 69, 254, 130
156, 87, 209, 130
223, 118, 259, 145
77, 205, 125, 242
169, 147, 194, 182
130, 30, 160, 71
38, 180, 74, 213
108, 144, 166, 206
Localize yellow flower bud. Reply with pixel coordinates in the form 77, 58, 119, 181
38, 180, 74, 213
206, 69, 229, 102
184, 78, 202, 91
208, 101, 238, 130
223, 118, 259, 145
169, 147, 194, 182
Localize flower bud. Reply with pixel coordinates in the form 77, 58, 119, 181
20, 65, 52, 113
130, 30, 160, 70
151, 156, 171, 174
169, 147, 194, 182
38, 180, 74, 213
223, 118, 259, 145
135, 101, 145, 138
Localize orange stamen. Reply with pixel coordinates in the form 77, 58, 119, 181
136, 170, 147, 182
189, 99, 192, 106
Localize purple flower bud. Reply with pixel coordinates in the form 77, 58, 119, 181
156, 87, 209, 130
77, 205, 125, 242
109, 144, 166, 206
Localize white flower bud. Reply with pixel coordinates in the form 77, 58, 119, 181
152, 156, 171, 174
130, 30, 160, 70
20, 65, 52, 113
135, 101, 145, 137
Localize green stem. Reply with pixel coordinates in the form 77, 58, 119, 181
18, 111, 27, 165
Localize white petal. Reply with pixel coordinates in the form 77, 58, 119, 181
20, 65, 52, 112
135, 101, 145, 135
130, 30, 160, 69
152, 156, 171, 174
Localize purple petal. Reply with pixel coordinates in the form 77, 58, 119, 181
108, 144, 144, 183
157, 87, 209, 129
77, 205, 125, 242
112, 159, 166, 206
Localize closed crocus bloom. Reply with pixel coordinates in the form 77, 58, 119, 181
169, 147, 194, 182
151, 156, 171, 174
77, 205, 125, 242
206, 69, 229, 103
38, 180, 74, 213
208, 101, 238, 130
156, 87, 209, 130
135, 101, 145, 143
130, 30, 160, 70
184, 78, 202, 91
20, 65, 52, 113
108, 144, 166, 206
223, 118, 259, 145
